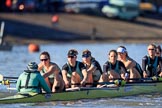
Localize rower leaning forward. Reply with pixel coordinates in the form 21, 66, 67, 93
62, 49, 88, 88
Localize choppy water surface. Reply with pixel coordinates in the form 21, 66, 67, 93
0, 43, 161, 107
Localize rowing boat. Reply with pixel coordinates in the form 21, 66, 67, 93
0, 82, 161, 104
0, 74, 162, 104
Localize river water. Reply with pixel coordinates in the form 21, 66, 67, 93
0, 42, 161, 107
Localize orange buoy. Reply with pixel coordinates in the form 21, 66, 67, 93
28, 43, 40, 53
6, 0, 12, 8
51, 15, 59, 23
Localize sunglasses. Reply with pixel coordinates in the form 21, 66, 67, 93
82, 56, 90, 58
82, 55, 90, 58
40, 58, 48, 61
156, 52, 160, 55
68, 56, 75, 58
148, 48, 155, 51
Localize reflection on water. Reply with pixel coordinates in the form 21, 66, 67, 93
0, 43, 161, 107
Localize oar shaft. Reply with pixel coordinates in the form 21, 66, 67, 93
125, 83, 156, 86
0, 74, 18, 80
72, 79, 162, 87
71, 82, 114, 86
112, 77, 162, 82
3, 75, 160, 81
66, 87, 119, 91
4, 76, 18, 79
0, 80, 17, 85
111, 78, 150, 81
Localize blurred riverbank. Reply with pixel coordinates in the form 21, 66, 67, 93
0, 13, 162, 45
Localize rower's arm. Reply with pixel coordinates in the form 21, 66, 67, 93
87, 64, 97, 74
53, 66, 60, 81
82, 69, 88, 82
103, 62, 109, 73
80, 62, 88, 84
142, 56, 148, 77
42, 66, 54, 78
125, 60, 136, 69
142, 56, 147, 72
120, 61, 128, 79
62, 70, 68, 83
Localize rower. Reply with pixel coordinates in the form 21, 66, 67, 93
38, 51, 65, 93
117, 46, 142, 81
82, 49, 102, 87
97, 50, 128, 87
62, 49, 88, 88
142, 44, 162, 78
16, 62, 51, 94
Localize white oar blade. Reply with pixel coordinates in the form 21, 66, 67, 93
0, 74, 4, 81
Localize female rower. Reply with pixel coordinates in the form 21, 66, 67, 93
62, 49, 88, 88
98, 50, 128, 87
142, 44, 162, 77
117, 46, 142, 80
38, 51, 65, 92
82, 49, 102, 87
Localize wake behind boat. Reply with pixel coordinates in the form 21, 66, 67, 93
0, 81, 162, 104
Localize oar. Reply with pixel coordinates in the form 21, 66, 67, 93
124, 83, 156, 86
71, 81, 116, 86
0, 80, 17, 85
111, 77, 162, 82
72, 79, 162, 87
66, 86, 119, 91
0, 74, 18, 81
3, 76, 18, 79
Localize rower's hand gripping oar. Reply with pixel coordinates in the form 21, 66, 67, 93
151, 76, 162, 81
113, 78, 162, 86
